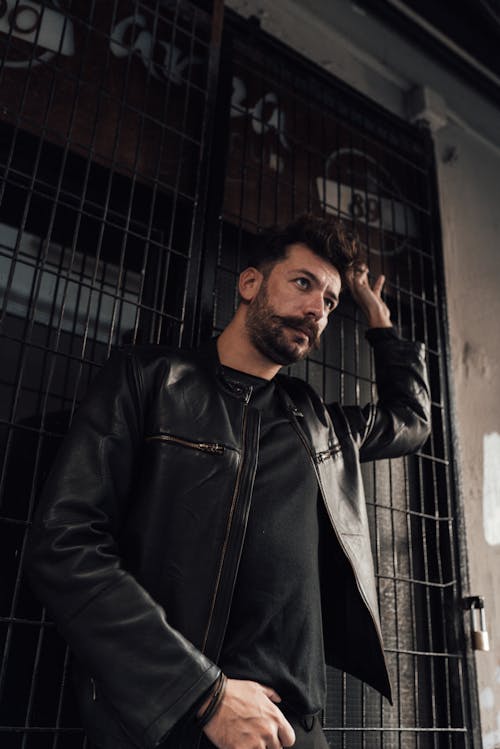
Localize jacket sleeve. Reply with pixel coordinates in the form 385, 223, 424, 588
25, 348, 220, 748
330, 328, 431, 462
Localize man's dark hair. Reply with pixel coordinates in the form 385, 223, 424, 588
250, 213, 364, 286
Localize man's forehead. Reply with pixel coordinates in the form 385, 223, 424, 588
280, 243, 341, 289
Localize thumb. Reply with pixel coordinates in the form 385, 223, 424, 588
261, 685, 282, 703
372, 274, 385, 297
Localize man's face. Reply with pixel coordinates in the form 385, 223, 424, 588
244, 243, 342, 366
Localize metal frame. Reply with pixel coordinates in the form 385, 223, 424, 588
198, 9, 479, 747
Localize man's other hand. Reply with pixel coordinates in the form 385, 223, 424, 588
200, 678, 296, 749
345, 265, 392, 329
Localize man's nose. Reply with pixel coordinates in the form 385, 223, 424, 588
305, 293, 326, 320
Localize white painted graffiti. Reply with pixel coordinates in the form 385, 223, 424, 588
0, 3, 289, 160
1, 7, 414, 241
0, 0, 74, 68
109, 13, 290, 154
228, 129, 287, 175
316, 148, 417, 250
231, 76, 289, 149
109, 13, 202, 85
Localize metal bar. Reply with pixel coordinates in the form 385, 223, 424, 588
182, 0, 225, 347
195, 17, 236, 344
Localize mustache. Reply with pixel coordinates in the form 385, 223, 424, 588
272, 315, 319, 342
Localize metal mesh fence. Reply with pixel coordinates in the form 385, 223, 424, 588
206, 16, 474, 749
0, 1, 215, 746
0, 2, 476, 748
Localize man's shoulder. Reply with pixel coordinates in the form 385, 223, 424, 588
113, 342, 214, 390
275, 372, 324, 410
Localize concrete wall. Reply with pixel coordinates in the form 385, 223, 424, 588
435, 122, 500, 749
226, 0, 500, 744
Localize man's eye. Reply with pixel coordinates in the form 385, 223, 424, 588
325, 299, 334, 311
295, 277, 310, 289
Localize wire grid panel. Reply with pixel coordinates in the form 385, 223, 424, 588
209, 21, 471, 749
0, 1, 214, 746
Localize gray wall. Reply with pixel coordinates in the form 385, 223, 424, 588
435, 121, 500, 748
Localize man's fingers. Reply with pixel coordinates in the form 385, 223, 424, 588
260, 685, 295, 746
278, 717, 296, 747
346, 265, 371, 291
263, 728, 287, 749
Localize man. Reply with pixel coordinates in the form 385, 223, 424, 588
26, 214, 431, 749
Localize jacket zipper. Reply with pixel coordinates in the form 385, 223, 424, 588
146, 434, 225, 455
201, 402, 249, 653
288, 415, 388, 666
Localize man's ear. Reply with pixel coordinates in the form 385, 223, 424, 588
238, 266, 263, 303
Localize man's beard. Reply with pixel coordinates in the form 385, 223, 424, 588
245, 284, 321, 366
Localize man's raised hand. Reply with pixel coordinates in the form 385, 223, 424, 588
345, 265, 392, 329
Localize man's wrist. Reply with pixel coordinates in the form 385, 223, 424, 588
366, 318, 392, 329
196, 672, 227, 727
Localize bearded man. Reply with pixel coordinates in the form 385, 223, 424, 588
27, 214, 431, 749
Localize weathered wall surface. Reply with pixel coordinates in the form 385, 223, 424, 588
226, 0, 500, 744
435, 123, 500, 748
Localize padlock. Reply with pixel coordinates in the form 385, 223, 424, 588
463, 596, 490, 652
472, 604, 490, 651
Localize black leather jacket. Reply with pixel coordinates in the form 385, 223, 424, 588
26, 333, 430, 749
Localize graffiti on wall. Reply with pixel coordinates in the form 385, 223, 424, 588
110, 12, 203, 85
315, 148, 417, 253
0, 0, 419, 252
0, 0, 74, 67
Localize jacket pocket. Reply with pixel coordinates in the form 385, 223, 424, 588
145, 434, 225, 455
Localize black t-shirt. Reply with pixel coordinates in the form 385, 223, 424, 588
219, 367, 326, 716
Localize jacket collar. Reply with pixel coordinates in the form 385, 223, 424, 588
196, 337, 254, 402
196, 337, 307, 417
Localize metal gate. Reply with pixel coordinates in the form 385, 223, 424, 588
0, 1, 478, 747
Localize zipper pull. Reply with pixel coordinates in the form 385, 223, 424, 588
91, 677, 97, 701
199, 443, 225, 454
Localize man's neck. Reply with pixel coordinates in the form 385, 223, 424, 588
217, 319, 281, 381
